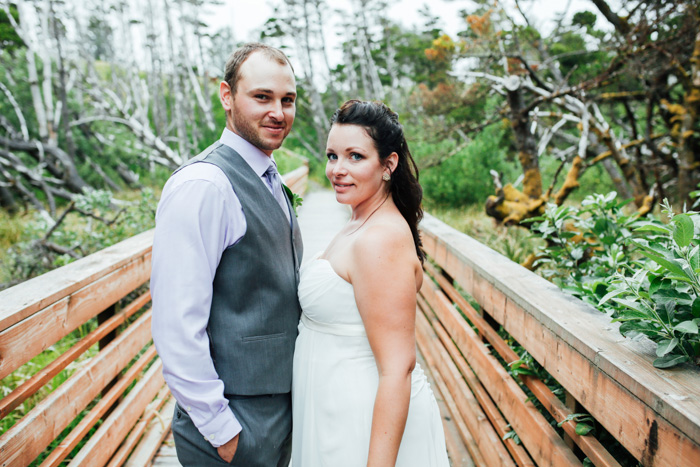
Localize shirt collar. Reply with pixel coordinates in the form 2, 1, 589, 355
220, 128, 276, 178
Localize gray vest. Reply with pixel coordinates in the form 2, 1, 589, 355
176, 142, 303, 396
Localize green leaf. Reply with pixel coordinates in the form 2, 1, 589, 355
690, 245, 700, 271
664, 275, 693, 284
653, 354, 690, 369
611, 298, 653, 317
598, 288, 626, 306
575, 423, 594, 436
633, 244, 689, 280
502, 430, 521, 445
674, 320, 699, 334
649, 276, 665, 295
673, 214, 695, 248
692, 298, 700, 318
634, 222, 671, 234
656, 338, 679, 357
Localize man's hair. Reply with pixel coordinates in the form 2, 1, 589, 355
223, 43, 294, 94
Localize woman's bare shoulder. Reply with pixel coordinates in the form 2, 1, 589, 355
351, 215, 416, 272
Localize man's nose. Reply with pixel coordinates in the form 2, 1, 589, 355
269, 100, 284, 121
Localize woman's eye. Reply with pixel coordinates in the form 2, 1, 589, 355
326, 153, 338, 160
351, 153, 363, 161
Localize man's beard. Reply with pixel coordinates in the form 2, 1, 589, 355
231, 110, 286, 153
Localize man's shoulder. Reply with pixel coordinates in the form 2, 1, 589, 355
165, 161, 230, 194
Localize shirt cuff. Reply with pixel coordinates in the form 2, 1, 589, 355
193, 406, 243, 448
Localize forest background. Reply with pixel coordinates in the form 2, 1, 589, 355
1, 0, 700, 369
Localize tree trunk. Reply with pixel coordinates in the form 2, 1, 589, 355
678, 28, 700, 203
506, 78, 541, 199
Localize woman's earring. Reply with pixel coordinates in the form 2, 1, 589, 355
382, 173, 391, 181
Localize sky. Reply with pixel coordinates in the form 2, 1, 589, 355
204, 0, 612, 43
196, 0, 619, 84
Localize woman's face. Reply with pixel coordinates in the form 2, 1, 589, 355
325, 124, 389, 208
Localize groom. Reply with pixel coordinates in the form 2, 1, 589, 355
151, 43, 303, 466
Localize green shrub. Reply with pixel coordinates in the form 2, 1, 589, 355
419, 125, 518, 208
527, 193, 700, 368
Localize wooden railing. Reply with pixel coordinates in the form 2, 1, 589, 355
3, 168, 699, 466
417, 213, 700, 466
0, 166, 308, 467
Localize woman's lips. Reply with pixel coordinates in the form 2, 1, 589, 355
333, 182, 353, 192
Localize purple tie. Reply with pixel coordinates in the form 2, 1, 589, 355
264, 162, 291, 223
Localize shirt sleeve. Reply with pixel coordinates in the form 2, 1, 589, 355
150, 163, 244, 448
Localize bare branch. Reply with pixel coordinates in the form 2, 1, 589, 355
590, 0, 630, 35
0, 81, 29, 140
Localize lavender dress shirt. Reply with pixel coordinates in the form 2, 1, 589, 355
151, 128, 282, 448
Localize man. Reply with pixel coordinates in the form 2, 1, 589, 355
151, 43, 302, 466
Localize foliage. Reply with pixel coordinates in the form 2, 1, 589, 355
0, 4, 23, 55
428, 203, 541, 265
1, 189, 157, 288
527, 192, 700, 368
0, 324, 99, 435
419, 125, 517, 208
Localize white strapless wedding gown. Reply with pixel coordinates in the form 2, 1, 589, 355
291, 256, 449, 466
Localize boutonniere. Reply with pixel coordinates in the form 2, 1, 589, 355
283, 184, 303, 217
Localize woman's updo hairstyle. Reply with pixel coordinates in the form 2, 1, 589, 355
331, 99, 425, 263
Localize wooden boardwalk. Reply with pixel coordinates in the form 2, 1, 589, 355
7, 164, 700, 466
151, 189, 471, 466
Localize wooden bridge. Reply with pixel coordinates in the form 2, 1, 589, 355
1, 165, 700, 466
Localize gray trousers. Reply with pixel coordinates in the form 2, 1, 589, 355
172, 393, 292, 466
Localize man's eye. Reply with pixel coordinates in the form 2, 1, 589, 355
255, 94, 269, 100
283, 97, 296, 104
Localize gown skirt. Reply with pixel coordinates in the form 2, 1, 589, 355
291, 256, 450, 466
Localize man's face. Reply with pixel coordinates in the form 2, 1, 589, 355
221, 52, 297, 155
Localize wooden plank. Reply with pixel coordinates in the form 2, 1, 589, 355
0, 230, 153, 331
420, 213, 700, 465
425, 263, 620, 467
39, 345, 158, 467
0, 292, 151, 420
107, 385, 172, 467
282, 165, 309, 196
0, 312, 153, 467
420, 273, 581, 466
68, 360, 165, 467
415, 312, 488, 467
418, 308, 518, 467
416, 350, 474, 467
124, 395, 176, 467
0, 253, 151, 380
421, 290, 536, 467
152, 432, 179, 467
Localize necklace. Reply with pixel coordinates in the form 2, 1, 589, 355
345, 193, 390, 236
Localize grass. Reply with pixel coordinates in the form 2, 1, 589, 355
426, 203, 543, 265
0, 322, 100, 435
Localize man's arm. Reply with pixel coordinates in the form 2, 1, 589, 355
151, 164, 244, 449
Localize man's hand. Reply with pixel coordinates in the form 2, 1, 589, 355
217, 434, 240, 463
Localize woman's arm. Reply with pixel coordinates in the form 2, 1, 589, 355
351, 224, 419, 466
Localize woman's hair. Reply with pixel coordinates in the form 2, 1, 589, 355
331, 99, 425, 263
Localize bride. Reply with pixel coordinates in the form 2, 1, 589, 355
292, 100, 449, 466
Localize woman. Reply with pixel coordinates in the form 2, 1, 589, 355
292, 100, 449, 466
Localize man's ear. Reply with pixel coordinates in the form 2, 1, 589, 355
220, 81, 233, 111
